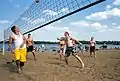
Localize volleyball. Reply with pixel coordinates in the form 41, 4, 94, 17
35, 0, 40, 3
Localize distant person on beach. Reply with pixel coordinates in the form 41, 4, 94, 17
41, 44, 45, 52
85, 45, 89, 52
72, 40, 77, 53
57, 37, 66, 60
64, 31, 84, 68
9, 25, 27, 73
77, 42, 83, 54
89, 37, 96, 57
26, 34, 36, 61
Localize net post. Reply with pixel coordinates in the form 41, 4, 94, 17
2, 29, 5, 55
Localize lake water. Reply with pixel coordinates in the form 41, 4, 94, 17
0, 43, 120, 51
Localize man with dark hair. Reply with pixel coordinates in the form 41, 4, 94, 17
26, 34, 36, 61
9, 25, 27, 73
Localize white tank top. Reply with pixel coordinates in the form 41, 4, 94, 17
67, 37, 73, 47
13, 33, 26, 49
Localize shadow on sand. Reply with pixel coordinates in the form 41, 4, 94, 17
1, 62, 17, 73
44, 61, 66, 67
1, 62, 36, 81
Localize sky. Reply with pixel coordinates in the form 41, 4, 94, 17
0, 0, 120, 41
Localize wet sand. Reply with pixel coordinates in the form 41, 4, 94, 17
0, 50, 120, 81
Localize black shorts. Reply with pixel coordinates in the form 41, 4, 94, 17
90, 46, 95, 52
27, 45, 34, 52
60, 48, 64, 51
65, 46, 75, 57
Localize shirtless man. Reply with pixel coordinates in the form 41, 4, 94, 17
64, 31, 84, 68
26, 34, 36, 61
89, 37, 96, 57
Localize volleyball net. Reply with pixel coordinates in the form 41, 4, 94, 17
2, 0, 105, 55
4, 0, 105, 40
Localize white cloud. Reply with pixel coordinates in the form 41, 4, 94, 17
86, 8, 120, 20
43, 10, 58, 16
110, 8, 120, 16
31, 18, 45, 24
106, 5, 112, 10
42, 8, 69, 17
86, 11, 108, 20
71, 20, 108, 30
0, 20, 11, 24
42, 25, 69, 31
98, 29, 106, 32
60, 8, 69, 13
113, 0, 120, 6
29, 25, 71, 41
21, 17, 30, 21
71, 20, 89, 27
112, 23, 117, 26
91, 22, 108, 30
116, 26, 120, 29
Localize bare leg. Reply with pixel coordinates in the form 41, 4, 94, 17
59, 54, 62, 60
59, 49, 63, 60
16, 60, 21, 73
73, 54, 84, 68
93, 51, 96, 57
90, 52, 92, 56
20, 62, 24, 72
32, 51, 36, 61
64, 56, 68, 65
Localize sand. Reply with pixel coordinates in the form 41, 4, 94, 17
0, 50, 120, 81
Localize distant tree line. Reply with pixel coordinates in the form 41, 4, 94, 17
0, 40, 120, 45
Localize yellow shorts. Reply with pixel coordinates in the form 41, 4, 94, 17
14, 48, 27, 62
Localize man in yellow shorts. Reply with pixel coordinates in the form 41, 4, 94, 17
9, 25, 27, 73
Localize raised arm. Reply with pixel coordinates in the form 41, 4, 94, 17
71, 37, 81, 44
